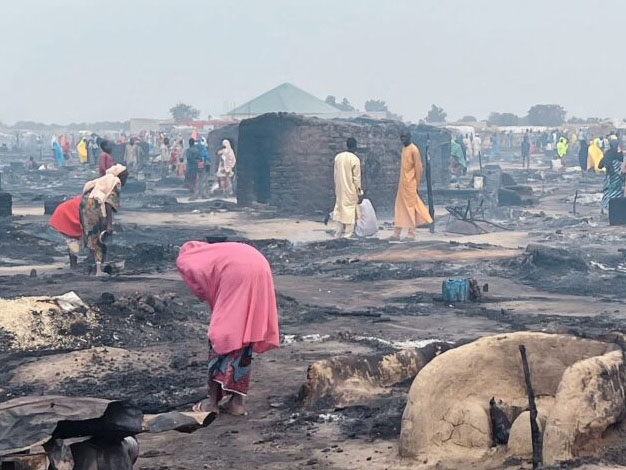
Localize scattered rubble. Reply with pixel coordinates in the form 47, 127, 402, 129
0, 395, 214, 469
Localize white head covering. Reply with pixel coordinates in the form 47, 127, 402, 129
83, 164, 127, 216
219, 139, 236, 173
106, 164, 127, 177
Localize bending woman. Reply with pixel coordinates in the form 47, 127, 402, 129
79, 164, 128, 276
177, 241, 280, 415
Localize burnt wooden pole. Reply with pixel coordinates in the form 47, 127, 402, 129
519, 345, 543, 469
424, 134, 435, 233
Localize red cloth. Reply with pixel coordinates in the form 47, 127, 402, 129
98, 152, 113, 176
169, 149, 178, 166
177, 241, 280, 355
49, 195, 82, 238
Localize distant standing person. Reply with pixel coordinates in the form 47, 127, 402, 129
332, 137, 362, 238
521, 134, 531, 168
61, 135, 70, 160
169, 139, 182, 173
391, 132, 433, 240
598, 136, 624, 214
556, 137, 568, 160
88, 135, 100, 164
125, 138, 139, 172
578, 138, 588, 173
463, 134, 473, 162
491, 133, 500, 157
185, 138, 201, 195
160, 137, 170, 173
450, 137, 466, 176
456, 134, 467, 173
216, 139, 236, 196
76, 137, 88, 164
197, 137, 211, 197
587, 138, 604, 171
177, 241, 280, 415
472, 133, 482, 165
52, 137, 64, 167
98, 140, 114, 176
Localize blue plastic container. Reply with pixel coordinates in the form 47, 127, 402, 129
442, 278, 469, 302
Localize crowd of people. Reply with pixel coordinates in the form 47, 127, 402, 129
331, 125, 626, 238
45, 131, 239, 277
43, 131, 237, 199
445, 127, 626, 214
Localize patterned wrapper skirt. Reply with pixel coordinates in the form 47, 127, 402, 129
207, 343, 253, 397
602, 173, 624, 210
79, 197, 107, 263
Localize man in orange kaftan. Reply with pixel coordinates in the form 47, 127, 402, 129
391, 132, 433, 240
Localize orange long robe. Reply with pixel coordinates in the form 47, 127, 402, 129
394, 143, 433, 228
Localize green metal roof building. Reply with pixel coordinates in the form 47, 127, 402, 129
226, 83, 342, 119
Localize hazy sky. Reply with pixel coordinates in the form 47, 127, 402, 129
2, 0, 625, 124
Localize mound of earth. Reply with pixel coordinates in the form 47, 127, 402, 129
0, 293, 98, 352
399, 332, 618, 464
299, 342, 451, 408
522, 244, 588, 273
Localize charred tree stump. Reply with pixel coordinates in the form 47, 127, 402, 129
519, 344, 542, 469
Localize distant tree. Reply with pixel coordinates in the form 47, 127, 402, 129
527, 104, 566, 126
169, 103, 200, 123
460, 115, 477, 122
425, 104, 447, 123
325, 96, 354, 111
487, 112, 521, 126
340, 98, 355, 111
364, 99, 389, 112
585, 117, 602, 124
567, 116, 585, 124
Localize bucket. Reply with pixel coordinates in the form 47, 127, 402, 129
551, 159, 562, 170
442, 278, 469, 302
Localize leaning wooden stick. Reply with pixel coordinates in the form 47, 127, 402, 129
519, 344, 542, 469
424, 134, 435, 233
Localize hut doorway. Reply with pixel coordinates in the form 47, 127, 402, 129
253, 152, 271, 203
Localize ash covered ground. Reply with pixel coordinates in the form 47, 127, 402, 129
2, 152, 626, 470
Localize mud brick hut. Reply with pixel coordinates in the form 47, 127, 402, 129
235, 113, 450, 215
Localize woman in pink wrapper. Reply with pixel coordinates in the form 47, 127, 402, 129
177, 241, 280, 416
